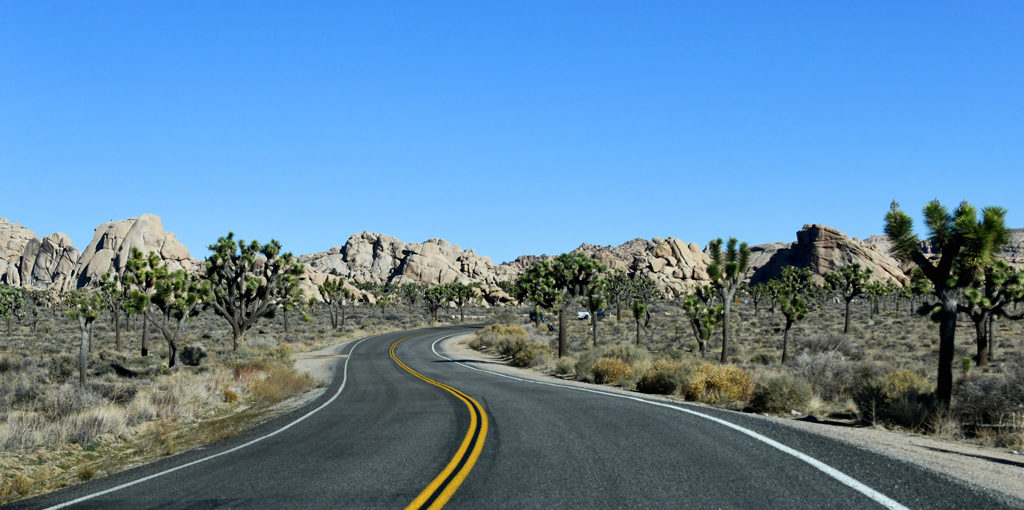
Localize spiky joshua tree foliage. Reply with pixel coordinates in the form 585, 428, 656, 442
549, 253, 606, 358
824, 263, 872, 334
885, 199, 1009, 408
682, 285, 722, 358
205, 233, 304, 351
707, 238, 749, 362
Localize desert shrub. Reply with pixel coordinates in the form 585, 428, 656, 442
681, 363, 753, 405
554, 357, 576, 376
636, 359, 681, 395
475, 324, 528, 350
48, 355, 76, 383
791, 351, 855, 401
34, 384, 103, 420
251, 368, 315, 404
601, 343, 649, 365
853, 369, 934, 429
749, 374, 813, 413
748, 353, 777, 365
797, 334, 862, 359
954, 375, 1007, 425
0, 354, 26, 373
62, 405, 128, 446
88, 382, 138, 406
591, 358, 631, 385
0, 411, 48, 449
223, 388, 240, 403
510, 342, 549, 368
574, 349, 604, 381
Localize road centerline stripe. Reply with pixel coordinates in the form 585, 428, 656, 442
390, 336, 488, 510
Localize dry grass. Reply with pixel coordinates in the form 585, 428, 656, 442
0, 300, 433, 504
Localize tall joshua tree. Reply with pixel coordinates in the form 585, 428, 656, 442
824, 263, 872, 334
99, 272, 131, 351
318, 276, 354, 329
707, 238, 749, 363
550, 253, 606, 358
682, 285, 722, 358
148, 266, 208, 368
961, 260, 1023, 366
768, 266, 816, 364
64, 289, 102, 385
582, 277, 608, 347
515, 261, 559, 328
123, 248, 160, 357
885, 199, 1009, 408
205, 233, 305, 351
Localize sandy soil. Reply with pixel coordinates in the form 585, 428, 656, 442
439, 334, 1024, 503
294, 341, 353, 385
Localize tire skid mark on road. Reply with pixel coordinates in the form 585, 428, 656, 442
390, 336, 488, 510
431, 335, 909, 510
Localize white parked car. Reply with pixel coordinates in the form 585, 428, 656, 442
577, 311, 591, 320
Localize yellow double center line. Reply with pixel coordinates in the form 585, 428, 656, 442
390, 336, 488, 510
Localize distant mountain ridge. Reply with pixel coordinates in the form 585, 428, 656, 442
2, 215, 1022, 303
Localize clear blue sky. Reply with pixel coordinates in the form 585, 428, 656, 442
2, 2, 1021, 264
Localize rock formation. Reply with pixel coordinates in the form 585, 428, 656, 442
3, 215, 1021, 301
73, 214, 197, 288
748, 225, 909, 285
300, 232, 518, 304
0, 218, 80, 290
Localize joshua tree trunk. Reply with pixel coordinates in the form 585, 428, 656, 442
114, 311, 122, 351
283, 307, 290, 334
988, 315, 996, 361
88, 321, 94, 352
533, 304, 541, 328
635, 316, 642, 346
973, 313, 991, 367
843, 298, 852, 334
78, 316, 89, 385
141, 313, 149, 357
781, 316, 794, 364
936, 289, 958, 409
591, 314, 598, 347
720, 293, 733, 363
558, 305, 568, 358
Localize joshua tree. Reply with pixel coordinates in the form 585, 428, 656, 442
746, 283, 769, 316
768, 266, 816, 364
446, 281, 480, 321
549, 253, 606, 358
707, 238, 750, 362
123, 248, 160, 356
631, 298, 647, 346
863, 281, 889, 317
960, 260, 1024, 366
515, 261, 559, 328
582, 277, 608, 347
318, 276, 355, 329
682, 285, 722, 358
398, 283, 425, 308
148, 266, 209, 368
0, 285, 26, 335
99, 272, 131, 351
885, 199, 1009, 408
64, 289, 102, 385
824, 263, 872, 334
605, 270, 632, 322
205, 233, 304, 351
423, 285, 451, 322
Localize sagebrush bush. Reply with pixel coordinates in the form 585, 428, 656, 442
636, 359, 681, 395
853, 369, 934, 429
251, 368, 315, 403
791, 351, 854, 400
796, 334, 862, 359
475, 324, 528, 350
591, 358, 631, 385
682, 364, 753, 405
554, 357, 576, 376
749, 374, 813, 413
510, 342, 549, 368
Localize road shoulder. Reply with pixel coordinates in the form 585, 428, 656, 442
439, 333, 1024, 503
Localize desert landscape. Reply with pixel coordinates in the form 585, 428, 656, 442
1, 211, 1022, 504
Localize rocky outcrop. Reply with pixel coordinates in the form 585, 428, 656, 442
0, 218, 80, 290
73, 214, 197, 288
1002, 229, 1024, 267
569, 237, 711, 296
300, 232, 518, 304
749, 224, 908, 285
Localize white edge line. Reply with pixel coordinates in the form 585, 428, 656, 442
45, 334, 376, 510
430, 334, 909, 510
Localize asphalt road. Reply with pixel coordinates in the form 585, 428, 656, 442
10, 327, 1022, 509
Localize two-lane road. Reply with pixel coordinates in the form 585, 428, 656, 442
12, 328, 1021, 509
